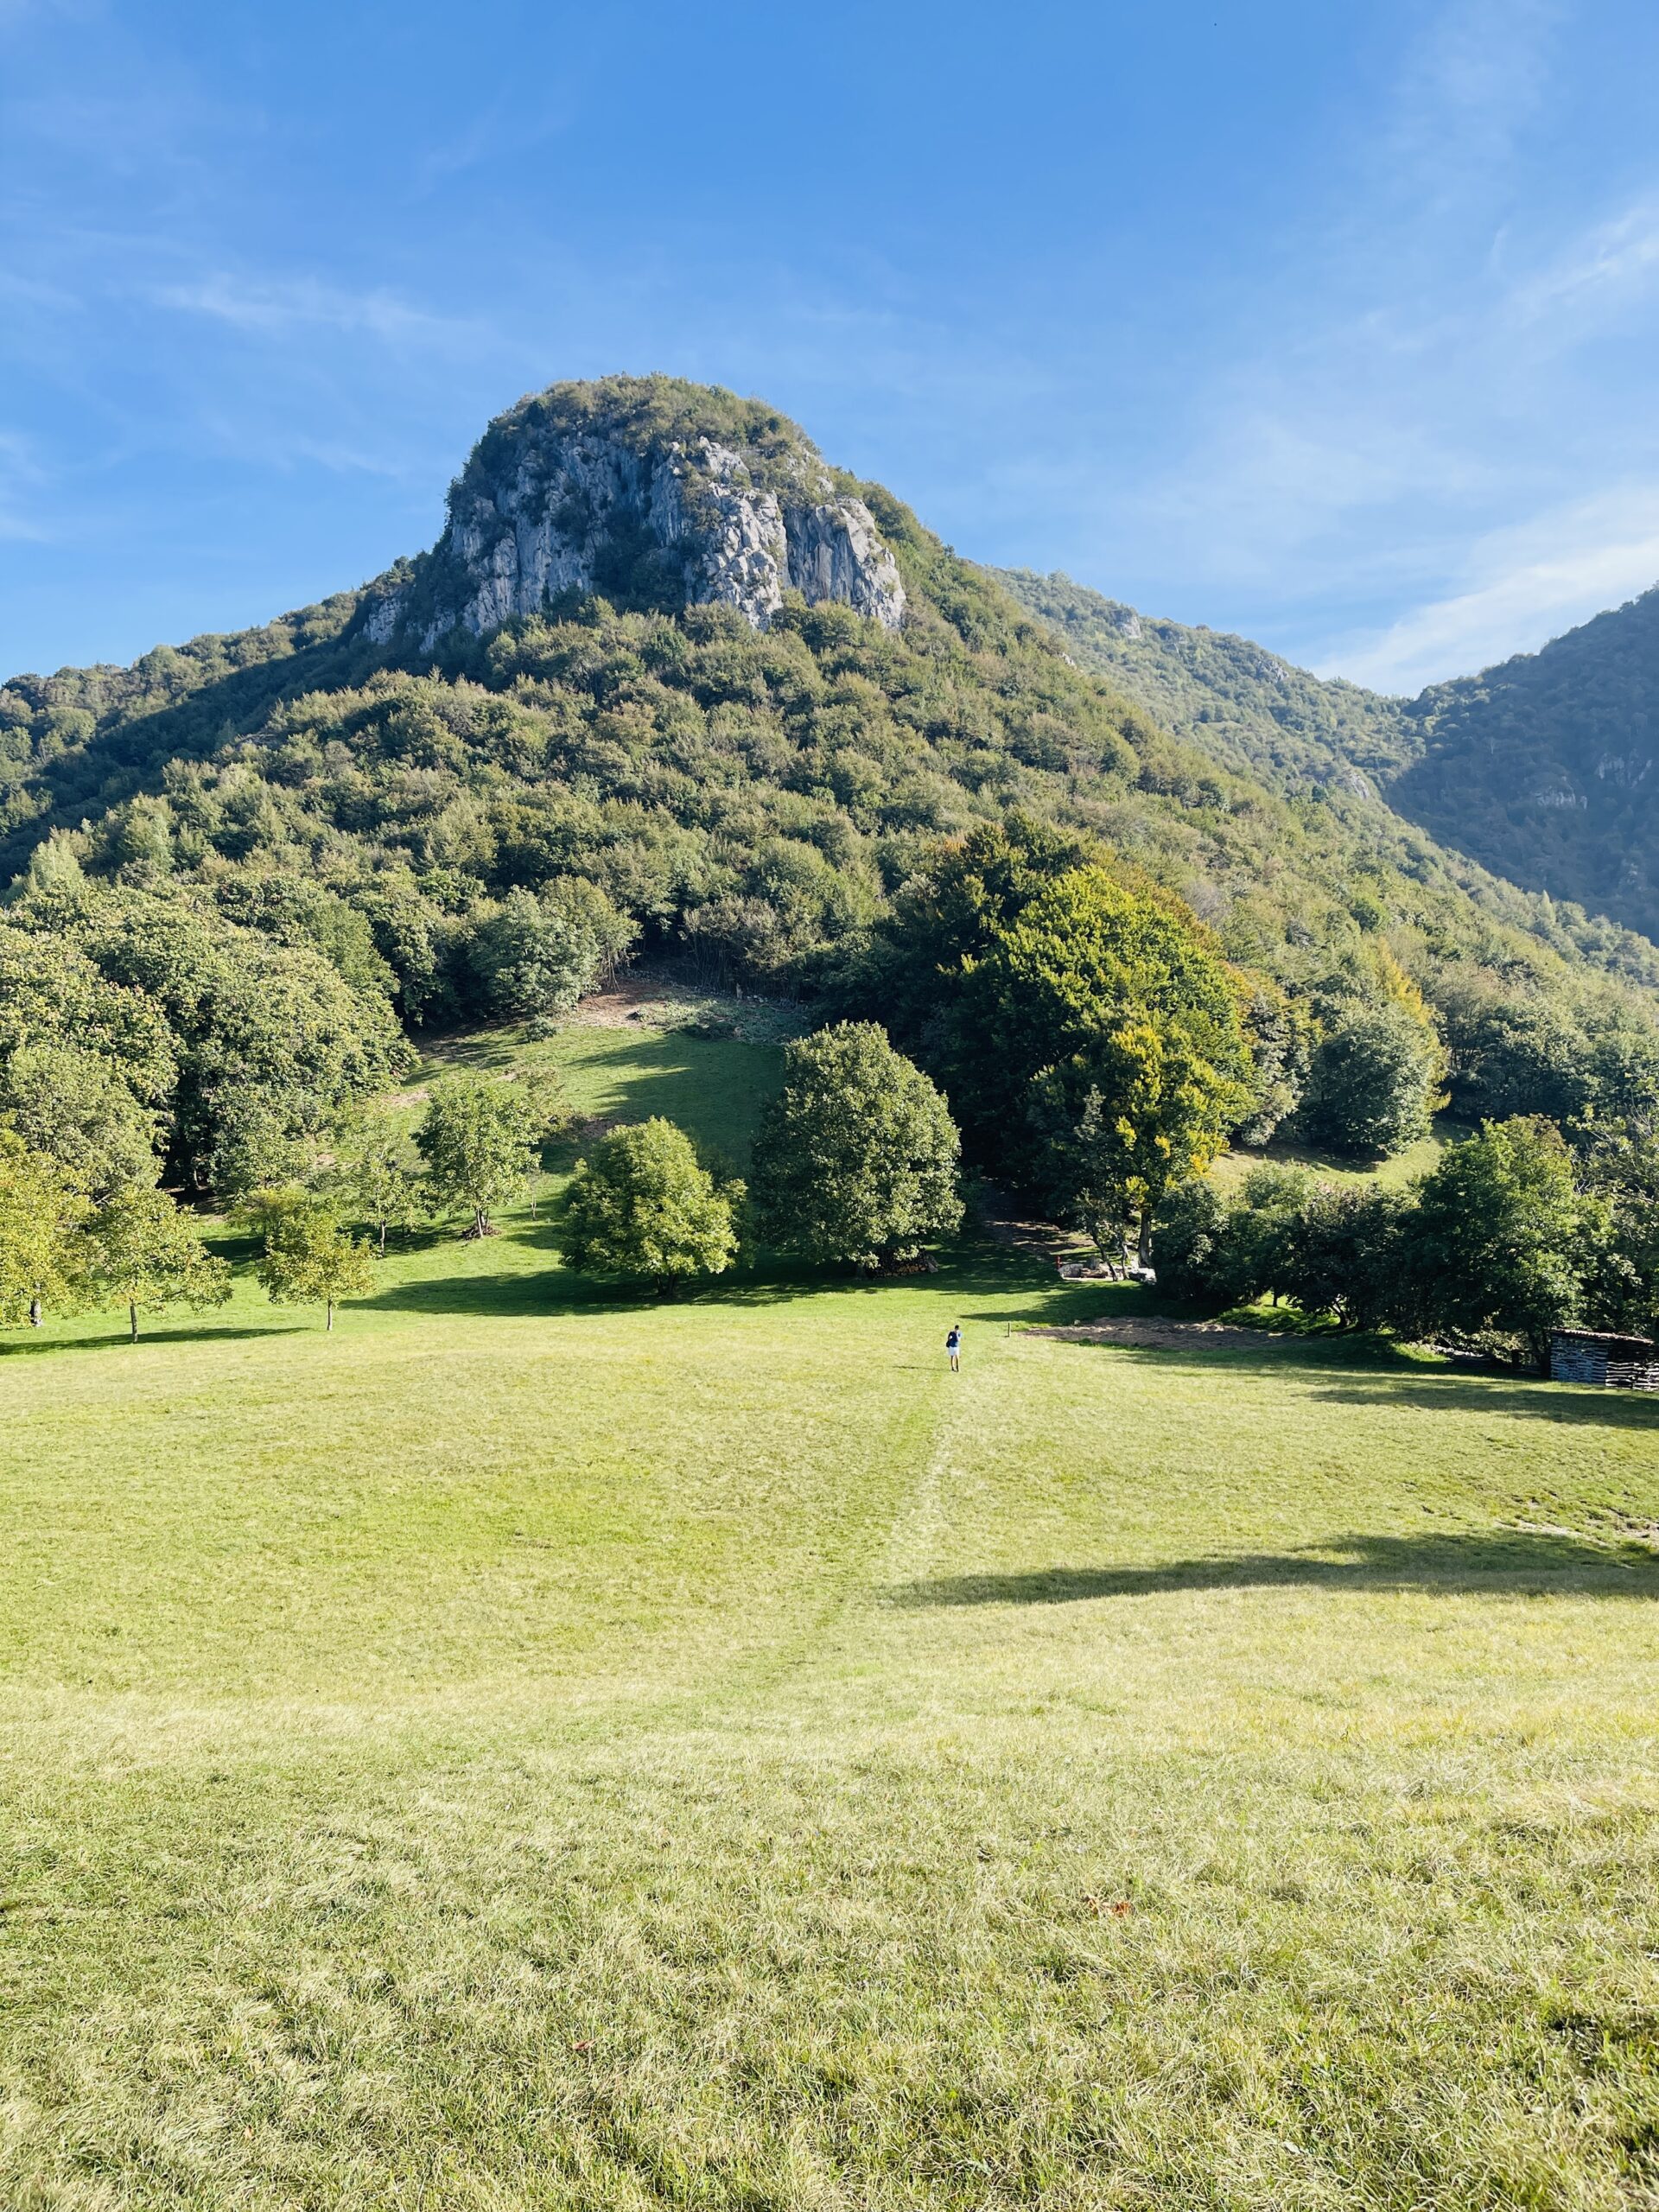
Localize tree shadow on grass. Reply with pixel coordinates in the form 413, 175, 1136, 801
894, 1529, 1659, 1607
1019, 1328, 1659, 1425
362, 1271, 652, 1320
1306, 1372, 1659, 1430
0, 1323, 300, 1358
363, 1262, 989, 1320
359, 1235, 1069, 1321
992, 1325, 1408, 1377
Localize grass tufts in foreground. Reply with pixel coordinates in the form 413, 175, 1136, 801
2, 1024, 1658, 2207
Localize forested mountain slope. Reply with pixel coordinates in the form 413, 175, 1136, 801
0, 377, 1656, 1190
1400, 590, 1659, 946
998, 566, 1659, 948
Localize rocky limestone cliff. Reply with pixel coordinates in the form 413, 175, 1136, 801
362, 378, 906, 650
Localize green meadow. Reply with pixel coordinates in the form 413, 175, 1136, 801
3, 1021, 1658, 2209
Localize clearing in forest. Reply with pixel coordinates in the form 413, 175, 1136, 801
1, 1021, 1656, 2209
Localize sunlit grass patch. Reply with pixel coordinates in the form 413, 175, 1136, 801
1, 1033, 1656, 2207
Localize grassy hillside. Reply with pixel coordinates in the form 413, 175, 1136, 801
3, 1025, 1657, 2209
1207, 1116, 1455, 1196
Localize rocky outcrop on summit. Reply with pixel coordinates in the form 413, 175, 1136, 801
364, 381, 906, 650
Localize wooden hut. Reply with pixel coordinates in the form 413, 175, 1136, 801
1549, 1328, 1659, 1391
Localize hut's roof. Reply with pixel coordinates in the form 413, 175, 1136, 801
1552, 1326, 1656, 1355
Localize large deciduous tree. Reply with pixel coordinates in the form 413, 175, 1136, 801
0, 1041, 162, 1198
1407, 1117, 1599, 1369
751, 1023, 963, 1271
1580, 1129, 1659, 1338
1296, 1000, 1443, 1160
964, 867, 1252, 1256
467, 887, 603, 1021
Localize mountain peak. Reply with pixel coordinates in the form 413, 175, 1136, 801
362, 374, 906, 651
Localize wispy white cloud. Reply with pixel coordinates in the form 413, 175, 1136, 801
1315, 486, 1659, 691
1084, 0, 1659, 683
1387, 0, 1558, 179
413, 95, 577, 192
0, 428, 50, 542
1131, 397, 1494, 594
149, 271, 494, 353
1510, 195, 1659, 324
0, 0, 89, 29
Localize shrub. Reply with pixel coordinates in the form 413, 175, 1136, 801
1149, 1180, 1236, 1306
559, 1119, 740, 1292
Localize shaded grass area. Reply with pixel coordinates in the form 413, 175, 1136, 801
1208, 1113, 1467, 1194
3, 1029, 1659, 2206
900, 1527, 1659, 1606
421, 1013, 785, 1170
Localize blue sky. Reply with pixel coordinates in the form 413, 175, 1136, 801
4, 0, 1659, 693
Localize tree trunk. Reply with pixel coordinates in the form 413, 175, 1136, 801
378, 1222, 387, 1256
29, 1297, 41, 1327
327, 1300, 335, 1332
129, 1301, 139, 1343
1137, 1210, 1154, 1269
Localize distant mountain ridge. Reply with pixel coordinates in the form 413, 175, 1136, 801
1, 372, 1658, 1175
996, 568, 1659, 944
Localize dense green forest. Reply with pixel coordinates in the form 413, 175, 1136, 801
0, 378, 1656, 1201
1000, 565, 1659, 950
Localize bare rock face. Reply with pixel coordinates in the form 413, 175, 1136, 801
363, 381, 906, 650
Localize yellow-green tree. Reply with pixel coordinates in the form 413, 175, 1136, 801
966, 867, 1252, 1256
0, 1131, 90, 1327
257, 1200, 377, 1330
88, 1184, 232, 1341
559, 1119, 740, 1294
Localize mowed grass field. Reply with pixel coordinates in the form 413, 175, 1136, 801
3, 1021, 1659, 2209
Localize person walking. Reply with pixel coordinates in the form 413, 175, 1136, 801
945, 1324, 962, 1374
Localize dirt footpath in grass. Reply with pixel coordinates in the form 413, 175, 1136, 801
1029, 1317, 1301, 1351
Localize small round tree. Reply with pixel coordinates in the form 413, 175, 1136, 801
257, 1201, 378, 1330
89, 1184, 232, 1341
750, 1022, 963, 1270
558, 1119, 740, 1294
326, 1104, 426, 1254
416, 1072, 539, 1237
